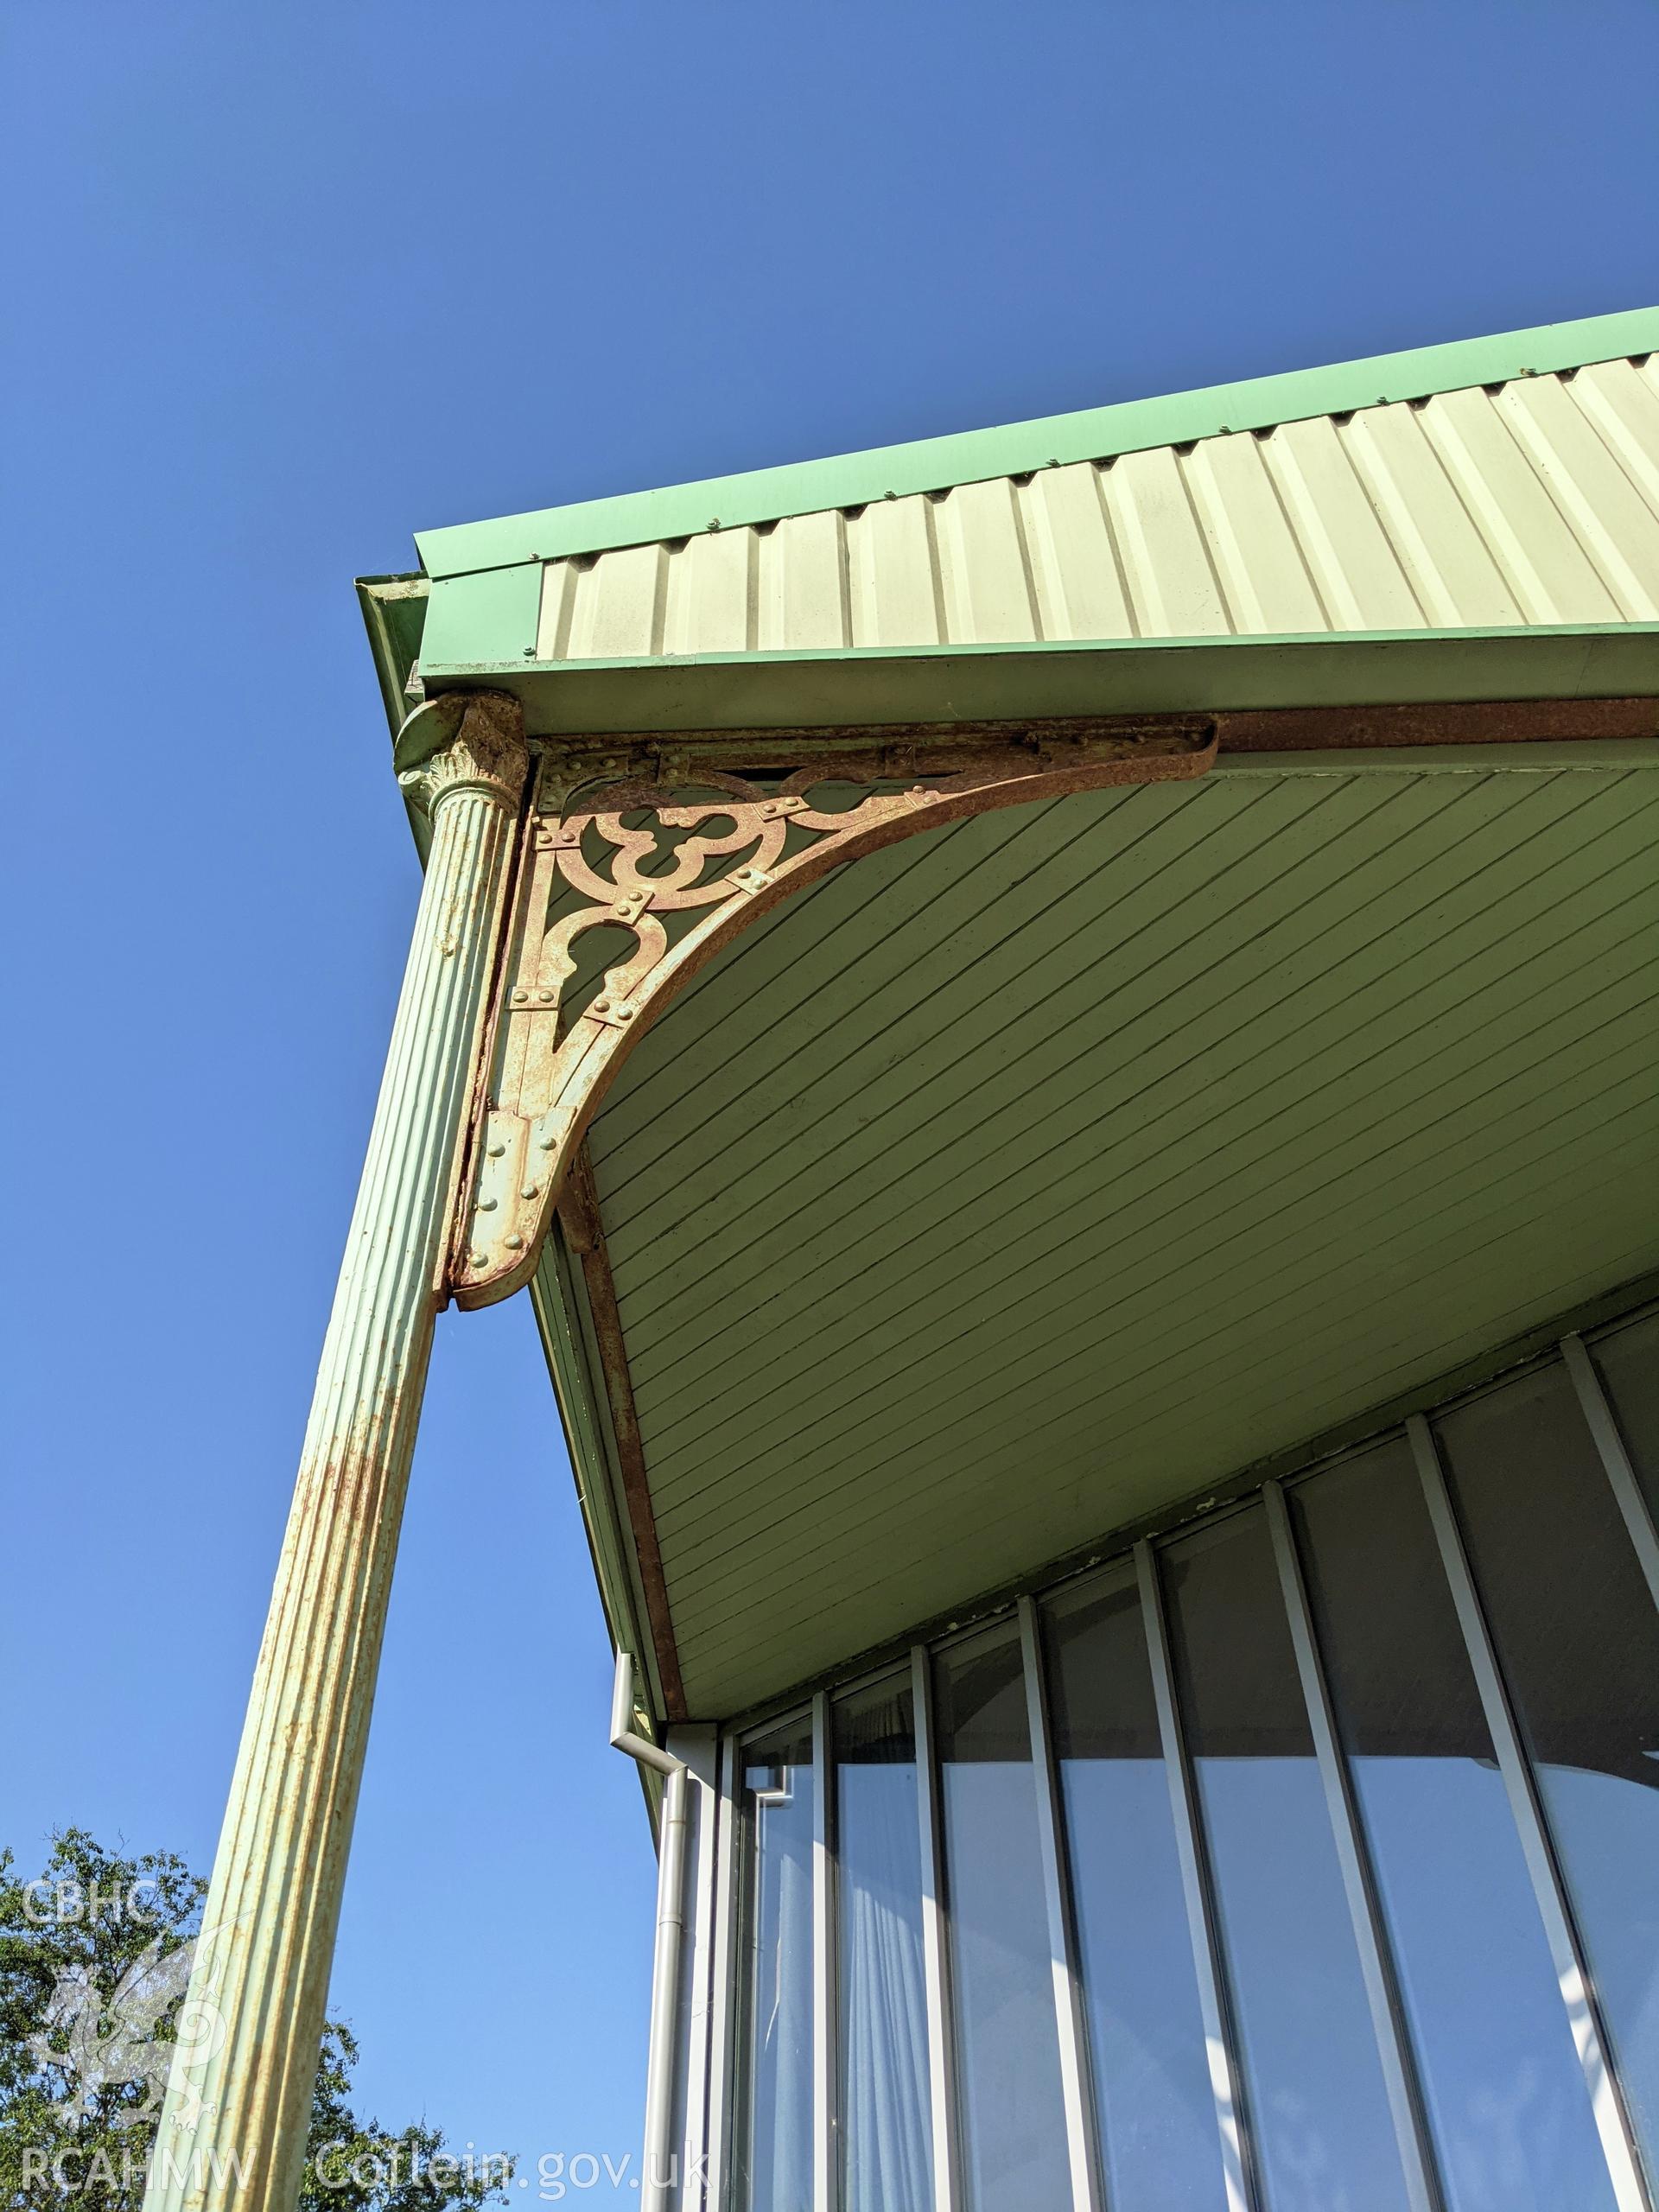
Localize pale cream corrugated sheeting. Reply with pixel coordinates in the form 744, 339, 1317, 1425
535, 359, 1659, 662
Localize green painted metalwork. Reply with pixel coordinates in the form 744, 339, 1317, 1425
141, 697, 527, 2212
417, 559, 542, 672
412, 621, 1659, 734
356, 574, 429, 728
188, 289, 1659, 2212
416, 308, 1659, 581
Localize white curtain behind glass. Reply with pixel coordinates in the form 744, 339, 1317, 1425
838, 1751, 931, 2212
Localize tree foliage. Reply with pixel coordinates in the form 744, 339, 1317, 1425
1, 1832, 512, 2211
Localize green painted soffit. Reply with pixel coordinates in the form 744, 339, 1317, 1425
416, 307, 1659, 581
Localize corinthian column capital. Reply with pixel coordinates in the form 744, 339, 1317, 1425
397, 690, 529, 817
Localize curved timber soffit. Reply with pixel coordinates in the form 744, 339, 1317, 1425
410, 691, 1219, 1312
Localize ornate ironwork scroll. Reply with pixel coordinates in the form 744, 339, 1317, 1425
448, 722, 1217, 1308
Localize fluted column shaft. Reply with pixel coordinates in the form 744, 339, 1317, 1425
144, 697, 527, 2212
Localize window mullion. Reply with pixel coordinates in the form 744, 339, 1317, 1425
1135, 1539, 1255, 2212
912, 1645, 962, 2212
1017, 1594, 1103, 2212
1408, 1412, 1652, 2212
1263, 1479, 1444, 2212
1563, 1332, 1659, 1616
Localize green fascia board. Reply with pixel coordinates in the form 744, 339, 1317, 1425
415, 308, 1659, 581
414, 623, 1659, 738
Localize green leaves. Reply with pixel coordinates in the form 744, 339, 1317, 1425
0, 1832, 512, 2212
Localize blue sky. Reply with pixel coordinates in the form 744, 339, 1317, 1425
4, 0, 1657, 2180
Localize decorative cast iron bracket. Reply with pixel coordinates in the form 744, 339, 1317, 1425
447, 719, 1217, 1309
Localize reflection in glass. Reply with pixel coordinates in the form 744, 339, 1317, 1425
1437, 1362, 1659, 2182
735, 1713, 814, 2212
834, 1675, 931, 2212
1294, 1440, 1618, 2212
935, 1628, 1071, 2212
1592, 1312, 1659, 1525
1163, 1508, 1414, 2212
1043, 1567, 1231, 2211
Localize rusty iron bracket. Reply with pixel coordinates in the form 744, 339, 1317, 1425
446, 718, 1217, 1310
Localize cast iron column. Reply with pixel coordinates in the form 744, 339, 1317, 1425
143, 694, 527, 2212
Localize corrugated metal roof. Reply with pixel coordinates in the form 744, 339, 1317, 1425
574, 746, 1659, 1713
416, 307, 1659, 578
531, 361, 1659, 666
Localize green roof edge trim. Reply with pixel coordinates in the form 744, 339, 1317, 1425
416, 307, 1659, 581
357, 574, 428, 739
415, 625, 1659, 739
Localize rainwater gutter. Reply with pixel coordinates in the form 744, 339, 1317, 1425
610, 1652, 690, 2212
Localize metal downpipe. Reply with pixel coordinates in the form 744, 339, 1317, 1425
611, 1653, 690, 2212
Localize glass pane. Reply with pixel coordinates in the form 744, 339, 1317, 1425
1592, 1311, 1659, 1523
1163, 1507, 1415, 2212
1043, 1565, 1232, 2212
736, 1713, 814, 2212
935, 1626, 1071, 2212
834, 1675, 931, 2212
1437, 1359, 1659, 2179
1294, 1440, 1618, 2212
